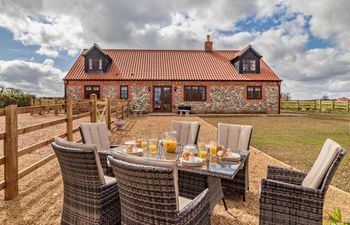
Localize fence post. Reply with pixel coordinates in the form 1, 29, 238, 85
297, 100, 300, 110
105, 97, 111, 129
4, 105, 18, 200
347, 100, 350, 112
30, 99, 34, 115
54, 98, 58, 115
331, 100, 335, 110
66, 100, 73, 141
39, 98, 44, 115
90, 94, 97, 123
314, 100, 317, 110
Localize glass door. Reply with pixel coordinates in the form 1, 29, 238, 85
153, 86, 172, 112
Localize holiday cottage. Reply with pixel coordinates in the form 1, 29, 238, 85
64, 35, 282, 114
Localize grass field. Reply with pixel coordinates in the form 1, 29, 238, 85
201, 113, 350, 193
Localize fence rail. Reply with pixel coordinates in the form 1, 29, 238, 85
281, 100, 350, 112
0, 94, 130, 200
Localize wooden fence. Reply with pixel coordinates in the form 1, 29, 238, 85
0, 94, 129, 200
281, 100, 350, 112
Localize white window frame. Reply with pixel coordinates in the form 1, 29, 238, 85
98, 59, 103, 70
89, 59, 93, 70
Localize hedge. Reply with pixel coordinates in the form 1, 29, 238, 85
0, 93, 35, 108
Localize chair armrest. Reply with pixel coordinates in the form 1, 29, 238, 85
99, 151, 114, 176
261, 178, 323, 203
267, 165, 307, 185
178, 188, 210, 224
99, 180, 120, 207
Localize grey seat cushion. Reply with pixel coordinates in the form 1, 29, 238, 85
80, 123, 111, 151
217, 123, 253, 151
302, 139, 341, 189
172, 121, 199, 145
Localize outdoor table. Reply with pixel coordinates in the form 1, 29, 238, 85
103, 144, 249, 210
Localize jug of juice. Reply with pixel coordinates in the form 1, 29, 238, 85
163, 131, 177, 153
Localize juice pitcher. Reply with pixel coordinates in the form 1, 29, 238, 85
164, 131, 177, 153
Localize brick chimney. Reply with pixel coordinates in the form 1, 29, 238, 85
204, 34, 213, 52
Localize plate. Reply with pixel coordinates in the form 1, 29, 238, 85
221, 152, 241, 162
123, 148, 144, 156
124, 140, 136, 145
180, 157, 203, 167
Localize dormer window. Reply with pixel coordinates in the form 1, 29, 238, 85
243, 59, 256, 72
231, 45, 262, 74
83, 43, 112, 73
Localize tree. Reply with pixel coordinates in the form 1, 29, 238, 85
321, 95, 330, 100
281, 92, 291, 101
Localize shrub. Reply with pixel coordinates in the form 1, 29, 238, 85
326, 208, 350, 225
0, 93, 35, 108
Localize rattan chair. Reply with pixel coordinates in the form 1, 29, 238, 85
80, 122, 118, 176
108, 155, 211, 225
52, 139, 121, 225
259, 139, 346, 225
217, 123, 253, 200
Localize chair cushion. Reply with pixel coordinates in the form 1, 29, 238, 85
238, 125, 253, 151
104, 175, 116, 184
302, 139, 341, 189
218, 123, 252, 151
112, 151, 180, 210
54, 137, 106, 185
172, 121, 199, 145
80, 123, 111, 150
179, 196, 192, 210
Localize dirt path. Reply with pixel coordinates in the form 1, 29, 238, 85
0, 115, 349, 224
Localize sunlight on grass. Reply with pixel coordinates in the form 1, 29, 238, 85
201, 114, 350, 192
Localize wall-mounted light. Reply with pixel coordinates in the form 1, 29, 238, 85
174, 87, 177, 92
148, 87, 151, 92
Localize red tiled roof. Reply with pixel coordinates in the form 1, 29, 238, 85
64, 49, 281, 81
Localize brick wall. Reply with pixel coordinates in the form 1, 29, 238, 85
65, 80, 280, 114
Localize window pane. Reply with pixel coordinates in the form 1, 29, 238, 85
93, 86, 99, 91
255, 87, 261, 98
243, 60, 249, 71
85, 86, 92, 91
120, 86, 128, 99
99, 59, 103, 70
250, 60, 256, 71
89, 59, 93, 70
199, 87, 205, 100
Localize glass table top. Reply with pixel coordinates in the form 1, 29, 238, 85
109, 145, 249, 180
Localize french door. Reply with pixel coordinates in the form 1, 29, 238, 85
153, 86, 172, 112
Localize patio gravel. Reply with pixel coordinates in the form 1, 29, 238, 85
0, 114, 349, 224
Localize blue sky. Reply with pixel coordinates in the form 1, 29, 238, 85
0, 0, 350, 98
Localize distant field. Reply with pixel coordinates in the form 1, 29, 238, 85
201, 113, 350, 193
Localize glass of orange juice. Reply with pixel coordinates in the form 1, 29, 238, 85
149, 138, 158, 153
209, 142, 217, 156
199, 150, 207, 159
140, 136, 148, 150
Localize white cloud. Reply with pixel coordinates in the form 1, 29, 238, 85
35, 46, 59, 57
286, 0, 350, 49
0, 0, 350, 99
0, 59, 65, 97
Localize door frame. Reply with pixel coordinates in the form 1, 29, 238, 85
152, 86, 172, 112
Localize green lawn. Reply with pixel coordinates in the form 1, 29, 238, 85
201, 114, 350, 192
